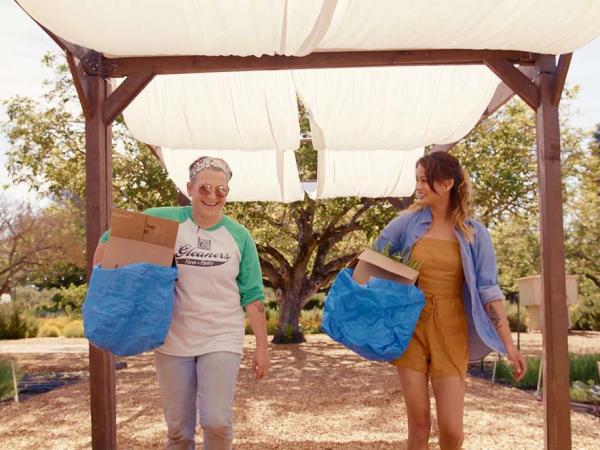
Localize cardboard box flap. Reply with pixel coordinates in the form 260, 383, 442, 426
102, 208, 179, 269
357, 248, 419, 280
110, 208, 178, 248
110, 209, 146, 241
143, 215, 179, 248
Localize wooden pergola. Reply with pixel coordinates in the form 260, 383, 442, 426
24, 10, 573, 450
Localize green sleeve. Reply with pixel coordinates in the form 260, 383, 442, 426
224, 218, 265, 306
98, 206, 191, 244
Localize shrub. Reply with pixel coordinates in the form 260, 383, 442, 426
495, 353, 600, 388
13, 286, 58, 317
51, 284, 87, 318
504, 300, 528, 332
571, 295, 600, 331
0, 302, 39, 339
62, 320, 84, 338
300, 309, 323, 334
37, 324, 61, 337
569, 353, 600, 385
495, 355, 541, 388
38, 316, 70, 332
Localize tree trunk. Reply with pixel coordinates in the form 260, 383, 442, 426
272, 287, 306, 344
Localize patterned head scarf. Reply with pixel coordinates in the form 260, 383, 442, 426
188, 156, 233, 181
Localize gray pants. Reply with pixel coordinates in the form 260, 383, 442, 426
154, 351, 241, 450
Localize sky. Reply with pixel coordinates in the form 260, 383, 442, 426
1, 3, 599, 204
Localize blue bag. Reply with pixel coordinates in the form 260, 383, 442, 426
321, 268, 425, 362
83, 263, 178, 356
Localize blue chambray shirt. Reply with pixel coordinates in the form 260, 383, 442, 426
375, 207, 506, 361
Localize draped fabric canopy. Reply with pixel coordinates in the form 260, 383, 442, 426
120, 66, 499, 201
18, 0, 600, 56
17, 0, 600, 201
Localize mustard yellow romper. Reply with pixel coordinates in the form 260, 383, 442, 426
393, 237, 469, 378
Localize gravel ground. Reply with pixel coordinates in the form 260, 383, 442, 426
1, 333, 599, 449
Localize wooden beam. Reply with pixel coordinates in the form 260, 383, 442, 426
551, 53, 572, 107
145, 144, 165, 167
430, 66, 539, 153
103, 73, 155, 125
535, 54, 571, 450
85, 76, 117, 450
102, 49, 538, 77
485, 58, 540, 109
66, 53, 90, 118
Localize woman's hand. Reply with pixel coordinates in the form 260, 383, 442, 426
506, 344, 527, 381
253, 345, 270, 380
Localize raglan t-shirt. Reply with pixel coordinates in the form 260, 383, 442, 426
100, 206, 264, 357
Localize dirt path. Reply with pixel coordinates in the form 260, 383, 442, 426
1, 334, 599, 449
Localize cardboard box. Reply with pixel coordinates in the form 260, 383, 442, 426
350, 248, 419, 285
101, 208, 179, 268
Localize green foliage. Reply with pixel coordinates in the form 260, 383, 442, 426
61, 319, 84, 338
571, 294, 600, 331
452, 96, 585, 228
371, 241, 423, 271
565, 125, 600, 330
0, 360, 21, 401
495, 356, 541, 389
51, 284, 87, 318
495, 353, 600, 389
1, 53, 178, 210
10, 286, 57, 317
569, 354, 600, 385
490, 216, 540, 298
504, 300, 528, 332
0, 302, 39, 339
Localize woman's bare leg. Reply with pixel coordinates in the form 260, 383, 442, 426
430, 376, 465, 450
397, 367, 431, 450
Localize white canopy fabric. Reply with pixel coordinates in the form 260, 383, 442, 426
121, 71, 300, 151
316, 148, 423, 199
16, 0, 600, 201
121, 66, 497, 201
293, 66, 500, 150
159, 148, 304, 203
318, 0, 600, 55
18, 0, 600, 56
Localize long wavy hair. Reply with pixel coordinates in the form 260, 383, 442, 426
410, 152, 474, 241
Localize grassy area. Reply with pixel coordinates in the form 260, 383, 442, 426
495, 353, 600, 389
244, 307, 323, 335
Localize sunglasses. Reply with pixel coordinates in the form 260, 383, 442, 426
197, 183, 230, 198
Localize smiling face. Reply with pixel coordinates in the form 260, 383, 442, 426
414, 164, 453, 207
187, 168, 229, 224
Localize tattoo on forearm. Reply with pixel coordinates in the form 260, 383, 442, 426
485, 303, 502, 329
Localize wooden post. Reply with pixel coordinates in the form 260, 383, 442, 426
535, 54, 571, 450
85, 75, 117, 450
11, 361, 19, 403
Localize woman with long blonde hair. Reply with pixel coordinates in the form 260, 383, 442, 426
376, 151, 526, 450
